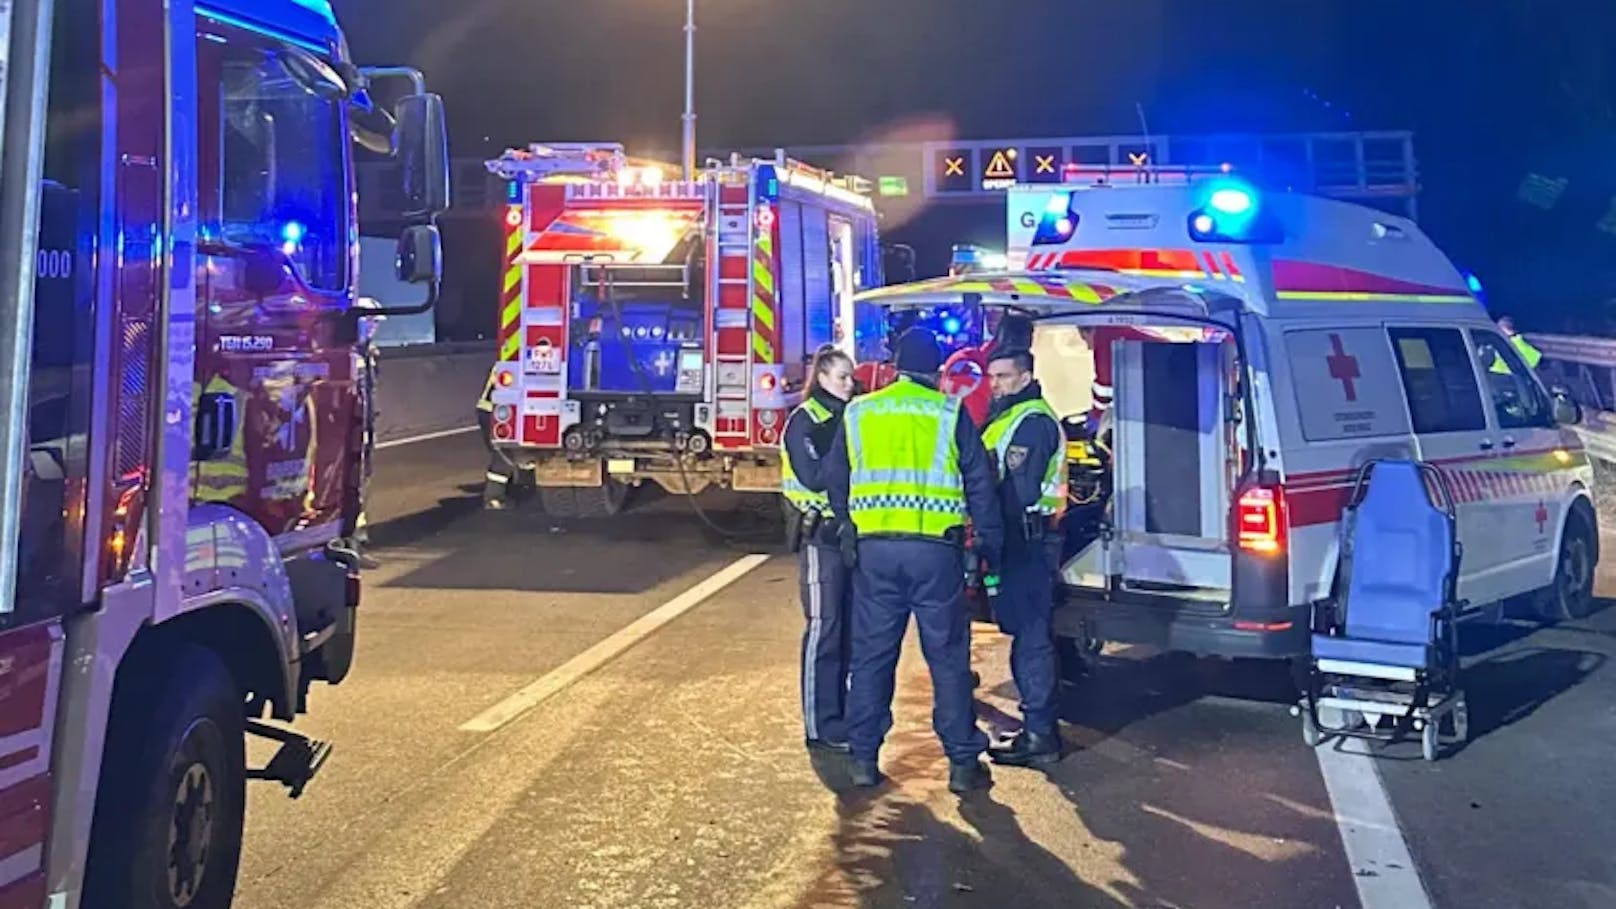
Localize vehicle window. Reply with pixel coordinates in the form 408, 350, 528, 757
1282, 328, 1411, 441
1388, 327, 1487, 434
1471, 329, 1552, 430
14, 0, 99, 614
217, 41, 349, 292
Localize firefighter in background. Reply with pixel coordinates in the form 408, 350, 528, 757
824, 328, 1005, 793
477, 364, 517, 508
980, 345, 1066, 768
1496, 316, 1543, 371
781, 344, 858, 753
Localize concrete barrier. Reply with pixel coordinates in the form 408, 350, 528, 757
372, 341, 492, 443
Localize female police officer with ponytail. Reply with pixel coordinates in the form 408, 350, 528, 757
782, 344, 857, 753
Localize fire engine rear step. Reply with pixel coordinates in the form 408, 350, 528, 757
245, 719, 331, 799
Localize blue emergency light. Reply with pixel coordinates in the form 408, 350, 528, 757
1031, 191, 1079, 246
1187, 178, 1280, 244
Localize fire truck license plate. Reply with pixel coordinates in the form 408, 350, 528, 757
526, 345, 560, 374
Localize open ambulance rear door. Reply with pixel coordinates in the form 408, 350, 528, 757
853, 272, 1263, 612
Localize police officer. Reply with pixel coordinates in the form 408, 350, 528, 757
980, 346, 1065, 767
477, 364, 516, 509
825, 328, 1005, 793
782, 345, 858, 753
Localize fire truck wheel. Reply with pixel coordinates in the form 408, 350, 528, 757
539, 479, 630, 519
83, 642, 245, 909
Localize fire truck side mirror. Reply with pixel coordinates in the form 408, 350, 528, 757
396, 225, 441, 285
395, 93, 450, 218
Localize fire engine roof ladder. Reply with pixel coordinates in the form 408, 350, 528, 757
485, 142, 629, 183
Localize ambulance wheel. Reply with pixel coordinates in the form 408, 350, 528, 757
1539, 501, 1596, 623
1421, 721, 1441, 762
1301, 710, 1322, 747
83, 642, 245, 909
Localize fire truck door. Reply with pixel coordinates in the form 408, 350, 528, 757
196, 27, 356, 538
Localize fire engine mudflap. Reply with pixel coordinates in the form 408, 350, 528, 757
854, 271, 1303, 671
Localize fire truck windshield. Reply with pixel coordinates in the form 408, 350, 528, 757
218, 44, 349, 292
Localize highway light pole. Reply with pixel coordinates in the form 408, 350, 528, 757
682, 0, 696, 180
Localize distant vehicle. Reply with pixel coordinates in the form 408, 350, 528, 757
858, 168, 1599, 665
0, 0, 447, 905
482, 144, 882, 517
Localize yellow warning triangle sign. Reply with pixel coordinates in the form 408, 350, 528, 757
984, 150, 1016, 180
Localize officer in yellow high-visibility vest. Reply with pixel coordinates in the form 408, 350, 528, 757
1495, 316, 1543, 372
980, 345, 1066, 768
825, 327, 1004, 794
477, 364, 514, 508
781, 344, 857, 754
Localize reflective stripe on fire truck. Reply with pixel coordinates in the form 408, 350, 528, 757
499, 205, 524, 362
751, 218, 776, 363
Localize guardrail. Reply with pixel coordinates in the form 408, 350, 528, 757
372, 341, 493, 444
1530, 333, 1616, 464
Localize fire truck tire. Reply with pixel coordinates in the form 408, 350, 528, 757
83, 642, 245, 909
539, 479, 630, 519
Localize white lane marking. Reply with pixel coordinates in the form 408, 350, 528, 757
1315, 740, 1434, 908
459, 554, 772, 733
375, 425, 479, 450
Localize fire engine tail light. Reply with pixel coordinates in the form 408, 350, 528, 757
755, 204, 776, 231
1234, 483, 1286, 555
757, 371, 778, 393
496, 370, 515, 388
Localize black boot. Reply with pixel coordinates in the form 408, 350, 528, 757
948, 759, 991, 794
988, 730, 1063, 768
848, 758, 883, 788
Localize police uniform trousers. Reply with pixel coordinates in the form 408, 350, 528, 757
798, 541, 852, 743
846, 539, 988, 763
995, 541, 1059, 738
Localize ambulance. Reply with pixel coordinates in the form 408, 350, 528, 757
484, 144, 882, 516
856, 169, 1599, 662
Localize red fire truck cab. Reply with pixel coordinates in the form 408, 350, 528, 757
0, 0, 447, 906
484, 144, 883, 516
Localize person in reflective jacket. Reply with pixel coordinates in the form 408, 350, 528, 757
781, 345, 858, 753
825, 327, 1005, 794
981, 345, 1066, 767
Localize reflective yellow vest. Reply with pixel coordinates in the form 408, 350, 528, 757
843, 378, 966, 538
194, 374, 248, 503
781, 396, 834, 516
1490, 334, 1544, 374
981, 397, 1065, 515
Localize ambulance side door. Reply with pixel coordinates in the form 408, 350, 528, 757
1466, 327, 1563, 594
1385, 325, 1504, 606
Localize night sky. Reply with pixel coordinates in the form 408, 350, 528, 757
338, 0, 1615, 328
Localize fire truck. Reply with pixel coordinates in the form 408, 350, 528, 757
0, 1, 447, 906
483, 143, 883, 516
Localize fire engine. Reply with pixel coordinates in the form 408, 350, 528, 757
483, 143, 883, 516
0, 1, 448, 906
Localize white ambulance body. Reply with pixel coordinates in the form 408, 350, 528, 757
859, 174, 1597, 660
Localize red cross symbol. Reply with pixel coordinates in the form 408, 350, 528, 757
1535, 501, 1549, 534
1326, 334, 1361, 402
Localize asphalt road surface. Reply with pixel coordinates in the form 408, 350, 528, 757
233, 430, 1616, 909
